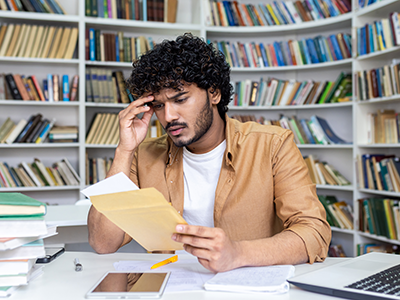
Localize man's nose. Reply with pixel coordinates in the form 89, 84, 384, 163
164, 103, 179, 123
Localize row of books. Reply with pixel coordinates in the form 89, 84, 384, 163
86, 113, 119, 145
318, 195, 354, 230
357, 243, 400, 256
358, 197, 400, 240
357, 154, 400, 192
231, 114, 348, 145
356, 61, 400, 101
0, 157, 80, 188
0, 23, 78, 59
205, 0, 351, 27
47, 126, 78, 143
358, 0, 383, 9
85, 155, 112, 185
231, 72, 351, 107
0, 73, 79, 101
0, 193, 54, 295
328, 244, 346, 257
0, 0, 66, 13
304, 154, 351, 185
85, 0, 178, 23
356, 12, 400, 56
86, 69, 131, 103
0, 114, 58, 144
366, 109, 400, 144
87, 29, 154, 62
212, 33, 351, 69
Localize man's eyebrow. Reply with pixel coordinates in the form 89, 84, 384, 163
166, 91, 189, 100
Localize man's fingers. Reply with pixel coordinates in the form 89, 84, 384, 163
175, 225, 217, 238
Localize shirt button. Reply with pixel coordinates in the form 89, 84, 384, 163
228, 179, 231, 183
170, 181, 173, 183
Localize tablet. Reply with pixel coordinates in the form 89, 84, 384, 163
85, 271, 170, 299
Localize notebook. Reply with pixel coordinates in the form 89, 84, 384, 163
289, 252, 400, 299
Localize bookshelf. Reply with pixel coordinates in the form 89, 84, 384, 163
1, 0, 400, 257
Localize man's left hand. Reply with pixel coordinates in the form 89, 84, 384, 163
171, 225, 243, 272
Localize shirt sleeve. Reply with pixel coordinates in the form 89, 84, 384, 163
272, 130, 332, 263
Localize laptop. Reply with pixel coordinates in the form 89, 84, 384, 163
288, 252, 400, 300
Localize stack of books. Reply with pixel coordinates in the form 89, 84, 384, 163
356, 12, 400, 56
230, 114, 349, 145
318, 195, 353, 230
0, 73, 79, 102
48, 126, 78, 143
86, 113, 120, 145
86, 30, 155, 62
0, 24, 78, 59
212, 33, 351, 68
355, 60, 400, 101
0, 0, 66, 14
357, 197, 400, 240
365, 109, 400, 144
303, 154, 351, 186
0, 193, 57, 297
357, 243, 400, 256
86, 69, 131, 103
357, 154, 400, 191
231, 72, 352, 106
85, 0, 178, 23
205, 0, 351, 27
0, 157, 80, 188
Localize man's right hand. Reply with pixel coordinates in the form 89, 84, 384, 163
117, 94, 155, 153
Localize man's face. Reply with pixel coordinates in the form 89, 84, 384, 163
151, 83, 214, 148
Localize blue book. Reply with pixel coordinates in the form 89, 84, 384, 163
300, 119, 316, 144
376, 68, 383, 97
357, 27, 362, 56
291, 81, 307, 104
316, 37, 327, 62
369, 24, 374, 53
323, 0, 337, 16
377, 21, 386, 49
259, 4, 274, 25
273, 1, 288, 24
3, 162, 19, 186
231, 43, 240, 67
310, 0, 325, 18
278, 42, 288, 65
283, 41, 293, 65
305, 0, 320, 19
143, 0, 147, 21
89, 28, 96, 61
45, 0, 61, 14
223, 1, 235, 26
14, 115, 35, 143
115, 35, 120, 62
43, 79, 48, 101
361, 27, 367, 55
47, 74, 53, 102
306, 39, 319, 63
301, 39, 312, 64
312, 39, 324, 62
281, 2, 295, 23
97, 0, 104, 17
131, 0, 135, 19
319, 37, 329, 62
330, 35, 343, 60
126, 89, 134, 102
314, 116, 348, 144
259, 43, 269, 67
62, 75, 69, 101
273, 42, 285, 66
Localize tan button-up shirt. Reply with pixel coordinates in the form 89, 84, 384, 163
124, 116, 331, 263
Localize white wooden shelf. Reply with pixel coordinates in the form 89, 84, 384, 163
229, 102, 353, 110
85, 144, 117, 148
206, 13, 352, 34
356, 45, 400, 61
316, 185, 354, 191
357, 95, 400, 104
0, 57, 79, 64
358, 231, 400, 246
357, 143, 400, 148
0, 100, 79, 106
358, 189, 400, 197
0, 186, 80, 192
85, 61, 132, 68
331, 227, 354, 234
0, 143, 79, 148
297, 144, 353, 149
85, 102, 128, 108
231, 59, 353, 72
0, 11, 79, 22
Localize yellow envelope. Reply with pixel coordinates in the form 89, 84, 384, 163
90, 188, 187, 251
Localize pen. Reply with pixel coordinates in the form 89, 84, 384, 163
150, 255, 178, 269
74, 258, 82, 272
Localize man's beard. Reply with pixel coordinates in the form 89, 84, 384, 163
167, 95, 214, 148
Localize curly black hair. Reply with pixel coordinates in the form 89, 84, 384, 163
126, 33, 233, 119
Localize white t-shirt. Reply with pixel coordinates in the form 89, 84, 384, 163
182, 140, 226, 227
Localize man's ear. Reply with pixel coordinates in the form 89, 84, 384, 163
208, 88, 221, 105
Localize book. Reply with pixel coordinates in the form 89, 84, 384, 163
0, 193, 46, 216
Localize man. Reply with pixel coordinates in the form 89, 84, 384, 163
88, 33, 331, 273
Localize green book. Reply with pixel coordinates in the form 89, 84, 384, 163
318, 195, 341, 228
318, 81, 333, 104
324, 72, 346, 103
0, 193, 46, 217
289, 118, 305, 144
330, 76, 352, 103
371, 198, 390, 238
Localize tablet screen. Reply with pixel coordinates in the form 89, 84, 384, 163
86, 272, 170, 299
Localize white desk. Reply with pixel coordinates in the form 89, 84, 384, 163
10, 251, 346, 300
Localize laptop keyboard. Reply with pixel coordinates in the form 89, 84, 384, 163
345, 263, 400, 296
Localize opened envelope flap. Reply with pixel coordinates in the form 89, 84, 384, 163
90, 188, 169, 211
101, 206, 187, 251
